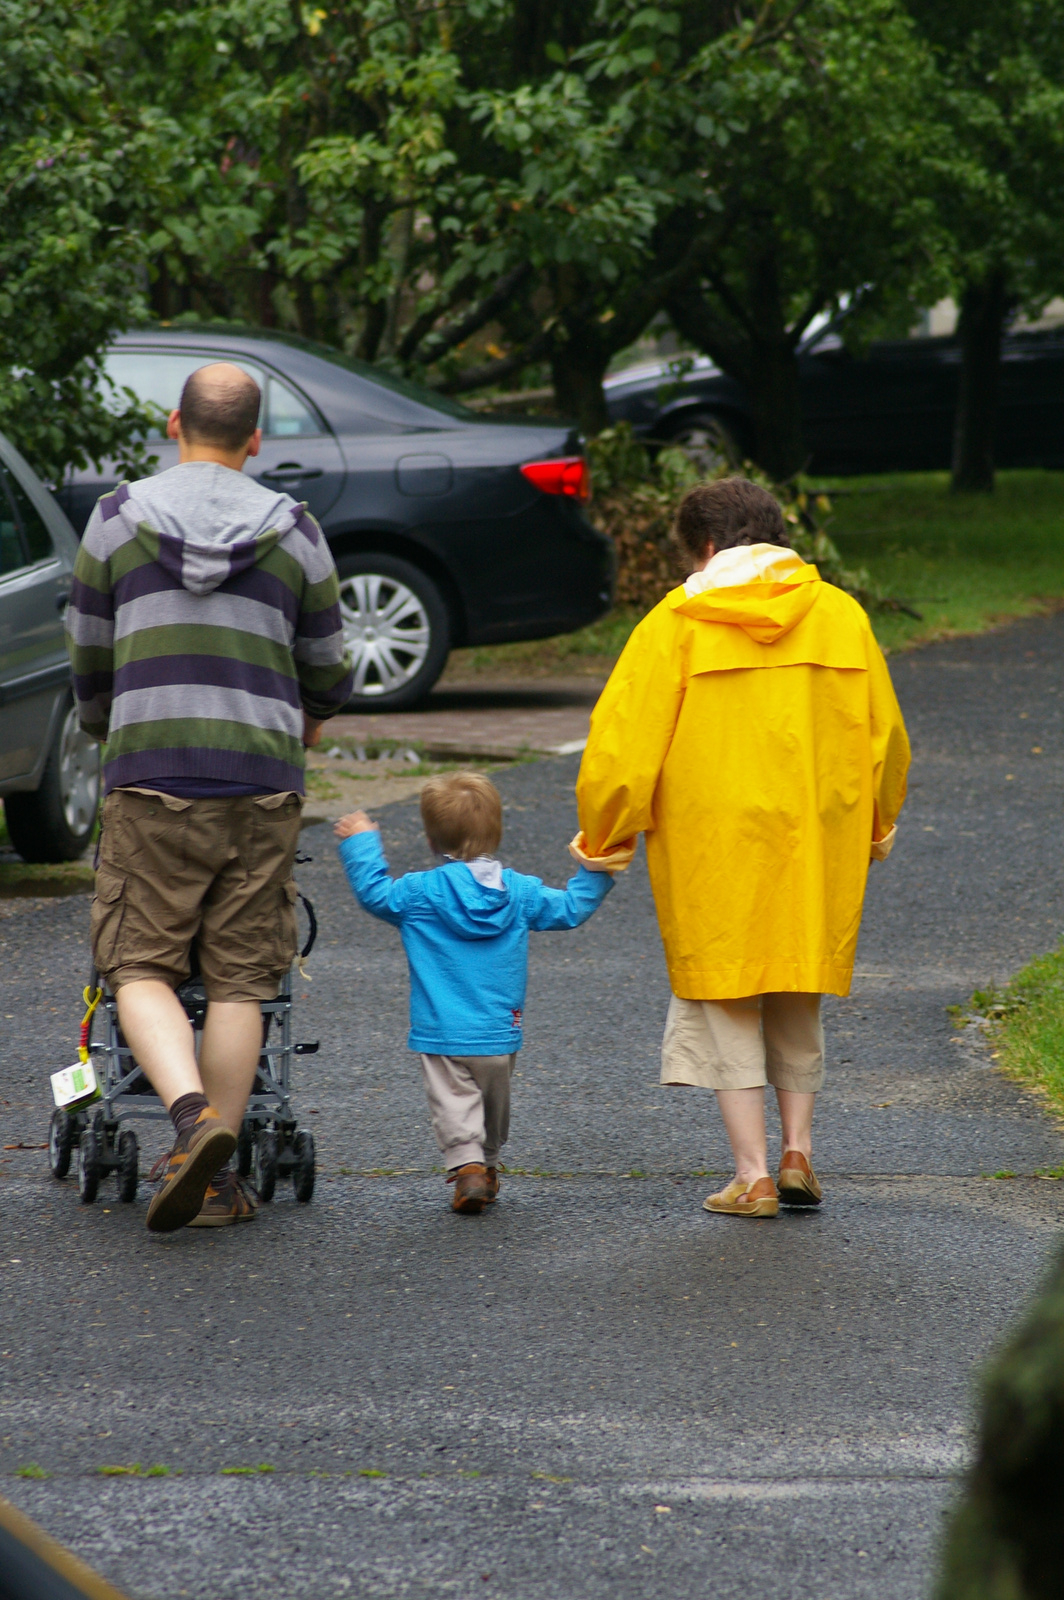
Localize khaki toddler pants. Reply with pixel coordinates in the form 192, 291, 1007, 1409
419, 1053, 516, 1171
661, 993, 825, 1093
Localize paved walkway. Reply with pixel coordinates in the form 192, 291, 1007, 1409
329, 676, 603, 758
4, 618, 1064, 1598
301, 677, 604, 824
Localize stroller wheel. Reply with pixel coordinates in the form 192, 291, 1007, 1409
236, 1121, 254, 1178
253, 1130, 278, 1203
292, 1130, 316, 1204
49, 1109, 74, 1179
78, 1129, 101, 1205
116, 1129, 139, 1203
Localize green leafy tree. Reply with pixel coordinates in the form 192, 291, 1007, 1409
447, 2, 768, 432
906, 0, 1064, 493
0, 1, 162, 482
102, 0, 532, 367
660, 0, 951, 480
92, 0, 757, 434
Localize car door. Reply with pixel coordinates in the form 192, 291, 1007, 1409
997, 333, 1064, 469
800, 335, 959, 473
253, 370, 347, 518
0, 452, 74, 784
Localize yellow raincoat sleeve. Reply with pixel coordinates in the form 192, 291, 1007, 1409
866, 627, 911, 845
576, 603, 686, 855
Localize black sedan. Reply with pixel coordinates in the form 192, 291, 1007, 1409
61, 327, 613, 709
604, 326, 1064, 475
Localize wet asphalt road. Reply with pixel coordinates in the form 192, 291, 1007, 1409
3, 615, 1064, 1600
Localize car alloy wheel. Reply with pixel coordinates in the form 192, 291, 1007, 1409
3, 693, 101, 862
58, 705, 101, 837
335, 553, 450, 711
340, 571, 430, 697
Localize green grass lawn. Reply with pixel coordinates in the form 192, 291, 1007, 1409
823, 469, 1064, 654
969, 952, 1064, 1140
445, 469, 1064, 677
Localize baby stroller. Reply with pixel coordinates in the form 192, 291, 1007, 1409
48, 885, 321, 1208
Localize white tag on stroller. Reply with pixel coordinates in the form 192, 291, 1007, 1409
51, 1061, 102, 1110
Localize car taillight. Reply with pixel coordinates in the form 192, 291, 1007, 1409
520, 456, 590, 501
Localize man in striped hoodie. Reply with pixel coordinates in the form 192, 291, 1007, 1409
67, 362, 353, 1231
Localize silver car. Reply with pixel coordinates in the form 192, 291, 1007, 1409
0, 433, 100, 860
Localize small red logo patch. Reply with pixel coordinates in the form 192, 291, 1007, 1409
511, 1008, 523, 1028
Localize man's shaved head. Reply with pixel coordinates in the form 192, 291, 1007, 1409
178, 363, 261, 452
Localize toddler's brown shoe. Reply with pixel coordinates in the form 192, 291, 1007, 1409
448, 1163, 492, 1214
777, 1149, 822, 1206
485, 1167, 501, 1202
146, 1108, 236, 1233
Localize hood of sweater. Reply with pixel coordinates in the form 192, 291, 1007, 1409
116, 460, 303, 596
421, 860, 522, 940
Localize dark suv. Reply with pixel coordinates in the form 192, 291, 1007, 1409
61, 328, 615, 709
0, 433, 101, 861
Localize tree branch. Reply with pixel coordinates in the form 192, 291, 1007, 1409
434, 320, 556, 394
412, 261, 533, 366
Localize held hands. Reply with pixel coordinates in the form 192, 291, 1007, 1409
334, 810, 379, 840
568, 830, 637, 874
303, 714, 323, 749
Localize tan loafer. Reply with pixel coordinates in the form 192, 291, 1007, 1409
703, 1176, 779, 1218
777, 1149, 822, 1207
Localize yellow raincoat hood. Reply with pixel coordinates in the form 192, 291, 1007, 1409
671, 543, 820, 642
576, 546, 910, 1000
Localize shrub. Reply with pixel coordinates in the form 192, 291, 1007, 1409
586, 424, 899, 618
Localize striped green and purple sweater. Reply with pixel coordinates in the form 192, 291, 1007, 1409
66, 461, 353, 796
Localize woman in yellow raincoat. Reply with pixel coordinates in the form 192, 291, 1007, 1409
574, 478, 910, 1219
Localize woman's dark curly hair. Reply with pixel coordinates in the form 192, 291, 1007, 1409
675, 477, 789, 563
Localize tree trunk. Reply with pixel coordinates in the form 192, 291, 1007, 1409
745, 338, 806, 482
951, 269, 1009, 493
667, 242, 807, 483
150, 255, 172, 321
550, 324, 610, 436
285, 167, 317, 340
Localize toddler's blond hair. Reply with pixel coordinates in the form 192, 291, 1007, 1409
420, 771, 502, 860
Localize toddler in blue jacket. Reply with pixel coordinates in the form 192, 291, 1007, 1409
335, 771, 615, 1213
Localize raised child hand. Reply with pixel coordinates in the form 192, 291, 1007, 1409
334, 810, 379, 839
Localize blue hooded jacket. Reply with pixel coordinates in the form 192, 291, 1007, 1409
338, 831, 614, 1054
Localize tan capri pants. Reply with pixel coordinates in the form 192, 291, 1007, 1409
419, 1053, 515, 1171
661, 993, 825, 1093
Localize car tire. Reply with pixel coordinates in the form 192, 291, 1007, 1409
666, 412, 740, 473
4, 697, 101, 863
336, 553, 450, 713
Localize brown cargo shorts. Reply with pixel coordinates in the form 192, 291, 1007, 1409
91, 788, 303, 1002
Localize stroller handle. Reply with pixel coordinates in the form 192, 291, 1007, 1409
298, 893, 317, 959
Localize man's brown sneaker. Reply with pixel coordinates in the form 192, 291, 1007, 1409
485, 1167, 501, 1202
448, 1163, 492, 1214
777, 1149, 823, 1207
187, 1171, 259, 1228
146, 1108, 236, 1233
